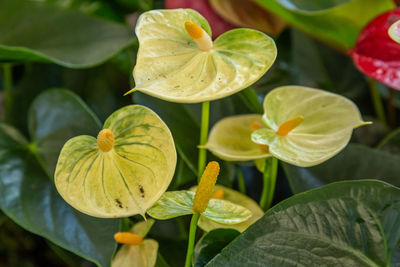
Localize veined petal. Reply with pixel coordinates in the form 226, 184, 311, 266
252, 86, 369, 167
55, 105, 176, 218
131, 9, 276, 103
206, 114, 271, 161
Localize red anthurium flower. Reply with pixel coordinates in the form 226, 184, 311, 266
350, 9, 400, 90
165, 0, 235, 38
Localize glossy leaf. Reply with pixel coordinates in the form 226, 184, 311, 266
28, 89, 102, 175
210, 0, 287, 35
112, 239, 158, 267
147, 191, 252, 224
206, 114, 270, 161
132, 9, 277, 103
208, 180, 400, 266
165, 0, 235, 37
251, 86, 369, 167
283, 143, 400, 194
0, 123, 119, 267
193, 228, 240, 267
0, 0, 134, 68
350, 9, 400, 90
255, 0, 395, 50
55, 105, 177, 218
192, 185, 264, 232
378, 128, 400, 154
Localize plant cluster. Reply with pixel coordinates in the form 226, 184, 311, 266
0, 1, 400, 267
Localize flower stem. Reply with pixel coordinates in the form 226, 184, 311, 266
387, 88, 396, 128
259, 157, 278, 211
236, 165, 246, 194
198, 101, 210, 181
2, 63, 13, 122
184, 213, 200, 267
367, 78, 386, 124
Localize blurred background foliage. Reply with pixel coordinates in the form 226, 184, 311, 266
0, 0, 399, 266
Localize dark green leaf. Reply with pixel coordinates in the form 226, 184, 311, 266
0, 123, 119, 267
377, 128, 400, 155
0, 0, 134, 68
28, 89, 101, 175
208, 180, 400, 266
194, 229, 240, 267
283, 144, 400, 194
254, 0, 395, 50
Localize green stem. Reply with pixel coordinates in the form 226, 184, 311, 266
184, 213, 200, 267
2, 63, 13, 122
197, 101, 210, 181
367, 78, 386, 124
259, 157, 278, 211
236, 165, 246, 194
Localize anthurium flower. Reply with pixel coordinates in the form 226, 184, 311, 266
113, 219, 158, 267
165, 0, 235, 37
55, 105, 177, 218
147, 162, 252, 224
190, 185, 264, 232
125, 9, 277, 103
205, 114, 270, 161
350, 9, 400, 90
207, 86, 370, 167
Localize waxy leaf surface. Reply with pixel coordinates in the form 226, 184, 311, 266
55, 105, 177, 218
255, 0, 395, 50
192, 185, 264, 232
206, 114, 270, 161
132, 9, 277, 103
0, 0, 134, 68
208, 180, 400, 267
0, 89, 121, 267
147, 191, 252, 225
251, 86, 368, 167
193, 228, 240, 267
283, 143, 400, 193
350, 9, 400, 90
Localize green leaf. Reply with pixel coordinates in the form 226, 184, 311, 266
254, 0, 395, 50
208, 180, 400, 266
192, 185, 264, 233
377, 128, 400, 155
283, 143, 400, 194
28, 89, 102, 175
251, 86, 369, 167
193, 228, 240, 267
0, 123, 119, 267
147, 191, 252, 224
55, 105, 177, 218
0, 0, 134, 68
131, 9, 277, 103
206, 114, 270, 161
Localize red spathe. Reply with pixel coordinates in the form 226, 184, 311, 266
350, 9, 400, 90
